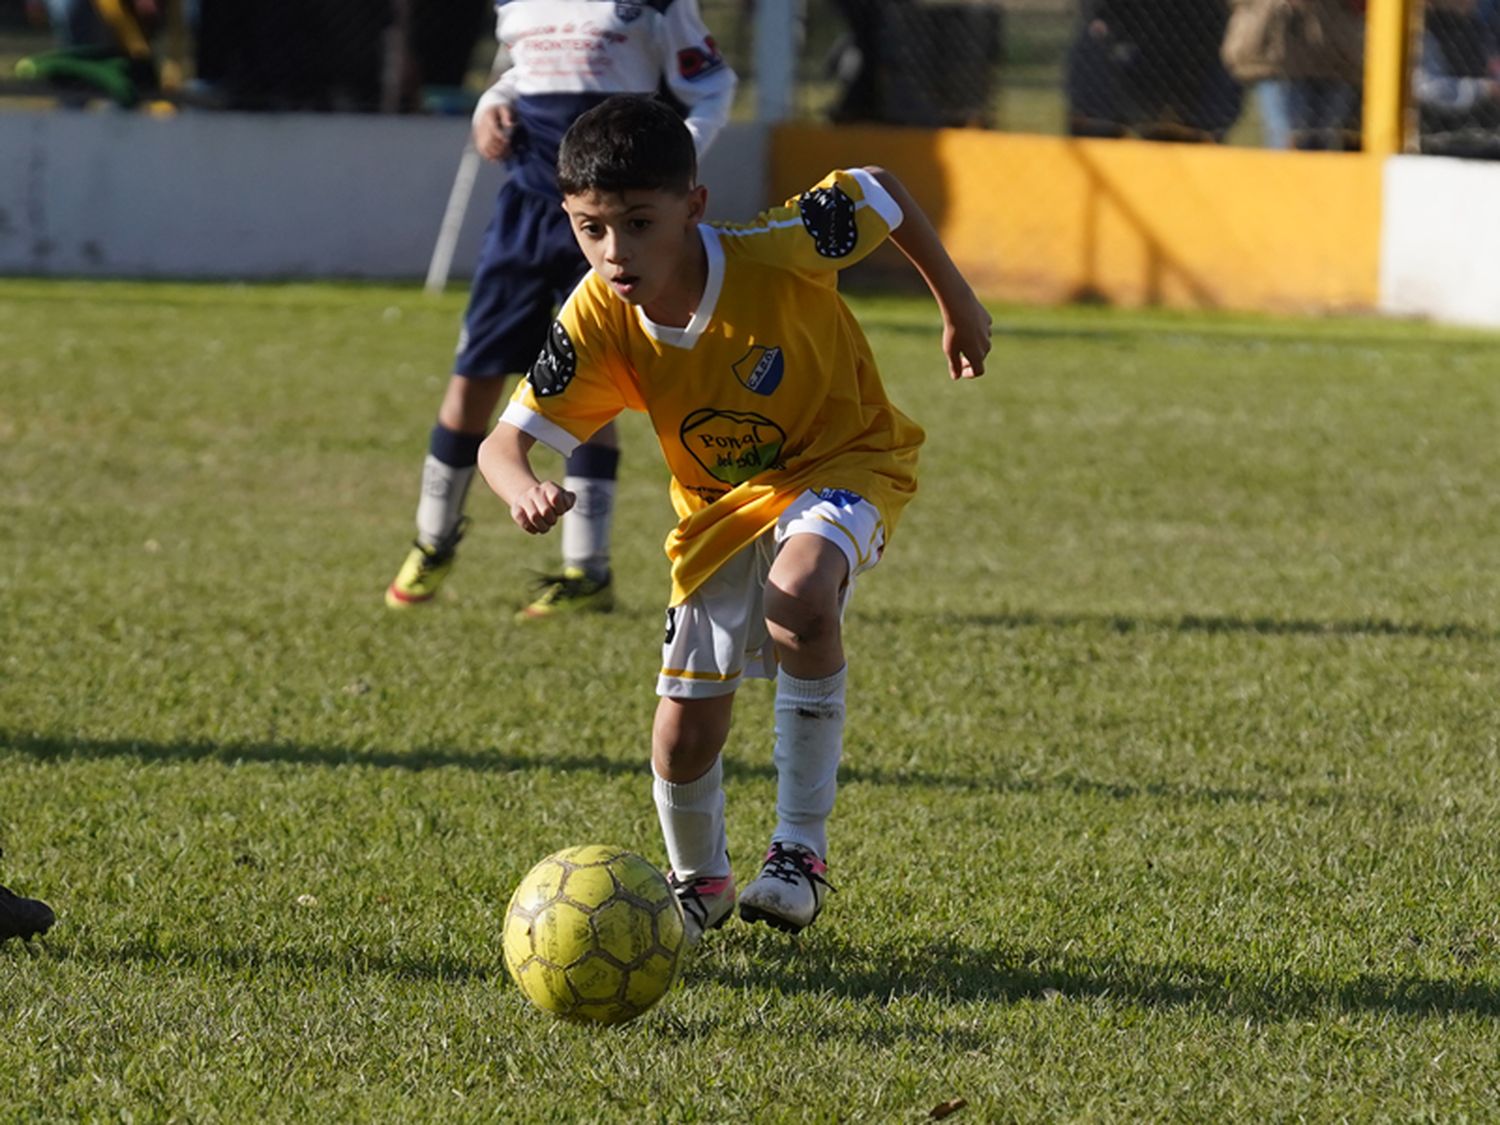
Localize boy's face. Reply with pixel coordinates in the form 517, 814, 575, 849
562, 186, 707, 310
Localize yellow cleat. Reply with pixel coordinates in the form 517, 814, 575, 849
385, 519, 468, 609
516, 567, 614, 621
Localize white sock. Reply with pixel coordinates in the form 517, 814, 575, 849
416, 455, 474, 548
652, 757, 728, 882
561, 475, 615, 582
771, 666, 847, 859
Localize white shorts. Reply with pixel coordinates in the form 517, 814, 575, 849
657, 489, 886, 700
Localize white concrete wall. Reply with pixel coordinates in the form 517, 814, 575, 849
0, 110, 768, 280
1380, 155, 1500, 328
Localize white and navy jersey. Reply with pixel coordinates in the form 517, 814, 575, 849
476, 0, 737, 199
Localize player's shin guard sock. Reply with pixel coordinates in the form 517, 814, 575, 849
653, 757, 729, 882
771, 666, 848, 859
416, 425, 483, 548
561, 443, 619, 583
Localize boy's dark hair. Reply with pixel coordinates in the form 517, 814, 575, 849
557, 95, 698, 197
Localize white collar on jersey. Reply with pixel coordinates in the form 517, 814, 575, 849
634, 225, 723, 350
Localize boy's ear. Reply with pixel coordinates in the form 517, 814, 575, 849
686, 184, 708, 224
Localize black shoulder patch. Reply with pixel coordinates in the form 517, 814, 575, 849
528, 321, 577, 398
800, 185, 859, 259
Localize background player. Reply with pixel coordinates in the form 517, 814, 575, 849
387, 0, 736, 618
478, 96, 991, 942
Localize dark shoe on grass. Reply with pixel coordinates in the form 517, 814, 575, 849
0, 849, 55, 943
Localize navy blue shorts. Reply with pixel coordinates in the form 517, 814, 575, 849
454, 182, 588, 379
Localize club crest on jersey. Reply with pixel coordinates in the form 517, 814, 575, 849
614, 2, 643, 22
677, 36, 724, 80
528, 321, 576, 398
800, 185, 858, 258
814, 488, 865, 507
680, 408, 786, 486
732, 344, 784, 396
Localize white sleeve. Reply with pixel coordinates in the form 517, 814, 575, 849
471, 47, 518, 127
655, 0, 737, 157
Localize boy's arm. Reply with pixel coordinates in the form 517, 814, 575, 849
866, 166, 993, 380
478, 423, 577, 535
657, 0, 737, 156
472, 55, 519, 161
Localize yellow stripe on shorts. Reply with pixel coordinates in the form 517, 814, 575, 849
659, 667, 742, 681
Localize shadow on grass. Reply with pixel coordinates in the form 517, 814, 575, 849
65, 935, 493, 984
43, 931, 1496, 1031
2, 730, 1393, 812
857, 607, 1497, 644
701, 934, 1500, 1022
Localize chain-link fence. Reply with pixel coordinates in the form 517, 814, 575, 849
2, 0, 1499, 156
1413, 0, 1500, 156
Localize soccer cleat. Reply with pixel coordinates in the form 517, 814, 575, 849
385, 517, 469, 609
667, 870, 736, 948
516, 567, 614, 621
0, 850, 55, 944
738, 843, 834, 935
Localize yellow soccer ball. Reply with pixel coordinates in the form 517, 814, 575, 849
503, 845, 685, 1025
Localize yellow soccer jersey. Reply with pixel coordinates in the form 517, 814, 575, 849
500, 167, 925, 605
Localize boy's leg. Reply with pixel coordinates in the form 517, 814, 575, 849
518, 243, 622, 620
737, 535, 847, 933
561, 428, 619, 585
763, 533, 850, 859
424, 372, 510, 542
653, 541, 770, 944
386, 374, 506, 609
652, 694, 735, 870
653, 695, 737, 947
740, 490, 883, 934
388, 183, 554, 609
518, 422, 620, 620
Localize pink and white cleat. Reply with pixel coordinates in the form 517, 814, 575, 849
668, 870, 736, 947
738, 843, 834, 934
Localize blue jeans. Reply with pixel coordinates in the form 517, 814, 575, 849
1288, 79, 1358, 149
1254, 80, 1294, 149
43, 0, 104, 47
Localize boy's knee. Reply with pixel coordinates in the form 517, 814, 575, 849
439, 374, 507, 432
764, 582, 841, 653
653, 695, 733, 781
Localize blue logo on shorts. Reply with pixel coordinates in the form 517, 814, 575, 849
814, 488, 864, 507
732, 345, 784, 396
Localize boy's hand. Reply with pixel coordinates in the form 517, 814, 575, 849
474, 103, 515, 162
511, 481, 575, 534
943, 292, 993, 380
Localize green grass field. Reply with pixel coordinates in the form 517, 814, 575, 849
3, 280, 1499, 1121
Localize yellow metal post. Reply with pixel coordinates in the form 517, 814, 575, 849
1363, 0, 1412, 155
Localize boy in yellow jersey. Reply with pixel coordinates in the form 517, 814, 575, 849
479, 95, 990, 943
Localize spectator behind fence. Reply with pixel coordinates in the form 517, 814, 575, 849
1222, 0, 1364, 151
195, 0, 387, 111
16, 0, 160, 106
1415, 0, 1500, 158
826, 0, 1003, 128
1067, 0, 1243, 142
195, 0, 486, 113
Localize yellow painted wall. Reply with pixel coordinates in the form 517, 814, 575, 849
771, 126, 1383, 313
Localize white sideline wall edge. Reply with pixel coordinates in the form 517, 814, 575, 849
1380, 154, 1500, 329
0, 110, 768, 280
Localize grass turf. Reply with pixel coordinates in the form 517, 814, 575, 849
3, 280, 1499, 1120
